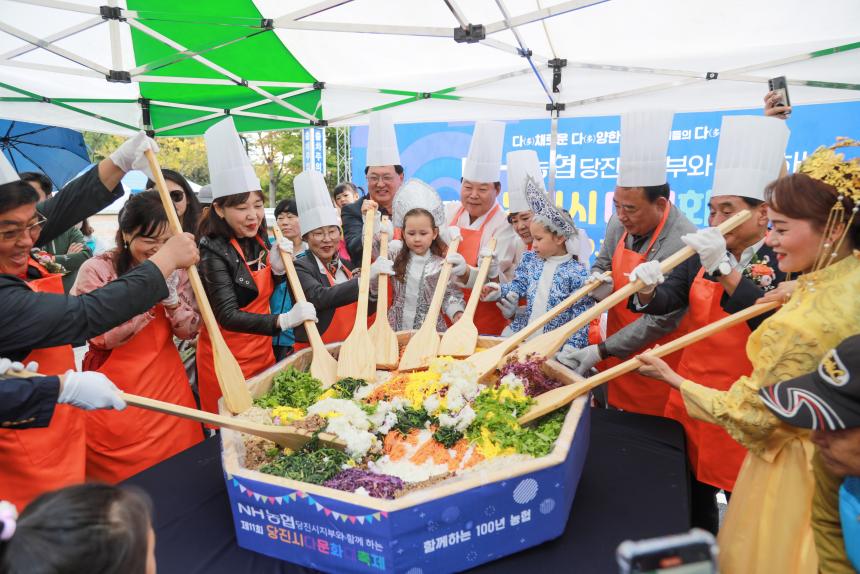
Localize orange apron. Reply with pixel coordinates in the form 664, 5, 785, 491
294, 263, 359, 350
663, 268, 750, 491
197, 237, 275, 413
0, 260, 83, 508
602, 206, 688, 416
449, 204, 507, 336
86, 304, 202, 483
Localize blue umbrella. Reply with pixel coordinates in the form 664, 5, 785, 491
0, 120, 90, 191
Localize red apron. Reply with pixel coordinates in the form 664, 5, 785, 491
663, 268, 751, 491
294, 263, 359, 350
86, 304, 202, 483
602, 207, 688, 416
0, 260, 83, 508
449, 204, 507, 336
197, 237, 276, 413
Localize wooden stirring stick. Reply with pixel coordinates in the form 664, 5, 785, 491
438, 238, 497, 357
367, 217, 399, 369
518, 301, 780, 424
337, 207, 377, 380
145, 150, 252, 414
508, 209, 753, 366
398, 237, 462, 371
464, 271, 610, 380
272, 225, 337, 388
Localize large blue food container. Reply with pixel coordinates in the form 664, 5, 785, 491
220, 335, 591, 573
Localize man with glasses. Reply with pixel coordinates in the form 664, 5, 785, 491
340, 112, 404, 264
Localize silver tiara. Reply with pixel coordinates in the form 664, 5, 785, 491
392, 178, 446, 228
525, 176, 575, 237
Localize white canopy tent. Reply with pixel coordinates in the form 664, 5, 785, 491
1, 0, 858, 135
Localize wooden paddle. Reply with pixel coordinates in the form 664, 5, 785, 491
367, 217, 399, 369
463, 270, 611, 380
438, 237, 497, 357
398, 237, 462, 371
337, 206, 377, 380
272, 225, 338, 388
3, 368, 345, 451
518, 300, 780, 424
507, 209, 753, 365
145, 150, 252, 414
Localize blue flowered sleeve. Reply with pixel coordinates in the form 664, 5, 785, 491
500, 251, 532, 301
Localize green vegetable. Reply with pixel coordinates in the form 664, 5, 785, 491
333, 377, 368, 399
433, 426, 464, 448
392, 406, 437, 435
259, 447, 350, 484
255, 367, 322, 410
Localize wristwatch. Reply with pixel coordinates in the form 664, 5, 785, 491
710, 255, 733, 278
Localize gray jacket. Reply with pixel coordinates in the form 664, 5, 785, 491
592, 204, 697, 359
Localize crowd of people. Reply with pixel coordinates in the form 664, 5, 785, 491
0, 92, 858, 573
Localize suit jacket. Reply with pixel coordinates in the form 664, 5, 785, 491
292, 252, 376, 343
0, 376, 60, 429
591, 203, 697, 359
630, 242, 785, 331
340, 195, 393, 265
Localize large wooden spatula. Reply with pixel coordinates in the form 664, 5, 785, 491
145, 150, 252, 414
337, 207, 377, 380
507, 209, 752, 366
272, 225, 337, 388
438, 238, 496, 357
398, 237, 462, 371
518, 300, 780, 424
367, 217, 399, 369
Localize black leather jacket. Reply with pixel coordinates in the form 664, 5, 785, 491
198, 235, 286, 336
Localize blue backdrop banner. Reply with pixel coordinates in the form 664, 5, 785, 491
350, 101, 860, 260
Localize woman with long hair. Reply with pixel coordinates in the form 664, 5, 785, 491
636, 142, 860, 573
72, 190, 202, 483
146, 168, 202, 235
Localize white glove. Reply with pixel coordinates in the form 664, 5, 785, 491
369, 257, 394, 294
496, 291, 519, 319
586, 271, 613, 301
109, 131, 159, 178
378, 217, 394, 239
58, 371, 126, 411
556, 344, 602, 375
446, 252, 469, 280
481, 282, 501, 302
479, 247, 499, 279
0, 358, 38, 375
681, 227, 728, 274
278, 301, 317, 329
269, 238, 293, 276
441, 226, 462, 245
628, 261, 664, 295
162, 270, 181, 307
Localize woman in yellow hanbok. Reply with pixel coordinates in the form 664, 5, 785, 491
637, 141, 860, 574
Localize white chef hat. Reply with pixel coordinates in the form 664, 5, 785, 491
295, 170, 339, 235
204, 117, 261, 201
712, 116, 790, 202
392, 178, 445, 229
506, 150, 544, 213
617, 110, 674, 187
0, 153, 18, 185
366, 111, 401, 167
463, 121, 505, 183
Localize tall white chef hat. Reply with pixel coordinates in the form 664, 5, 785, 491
617, 110, 674, 187
712, 116, 790, 202
366, 111, 401, 167
506, 150, 544, 213
392, 178, 445, 229
204, 117, 261, 201
463, 121, 505, 183
295, 170, 340, 235
0, 153, 18, 185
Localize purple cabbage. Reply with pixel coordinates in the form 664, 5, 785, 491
323, 469, 404, 500
498, 354, 562, 397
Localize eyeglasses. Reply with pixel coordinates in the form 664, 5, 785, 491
367, 175, 397, 184
170, 190, 186, 203
0, 214, 48, 242
308, 228, 341, 241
